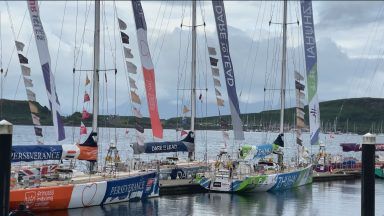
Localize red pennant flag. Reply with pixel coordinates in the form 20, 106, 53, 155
181, 130, 188, 137
84, 91, 90, 102
80, 121, 87, 135
82, 109, 90, 120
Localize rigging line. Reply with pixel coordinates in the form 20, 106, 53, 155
151, 1, 168, 63
75, 0, 92, 67
354, 3, 384, 97
149, 1, 163, 43
243, 1, 268, 114
73, 0, 79, 68
53, 0, 67, 76
154, 0, 174, 67
335, 2, 384, 118
113, 5, 135, 138
239, 0, 264, 98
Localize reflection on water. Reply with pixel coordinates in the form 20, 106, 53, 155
34, 179, 384, 216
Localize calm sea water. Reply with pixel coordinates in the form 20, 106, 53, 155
11, 125, 384, 215
32, 180, 384, 216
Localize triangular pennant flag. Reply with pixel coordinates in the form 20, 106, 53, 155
82, 108, 90, 119
80, 121, 87, 135
209, 57, 218, 66
84, 91, 90, 102
31, 113, 41, 125
211, 67, 219, 77
183, 105, 190, 113
208, 47, 216, 56
104, 72, 108, 83
217, 97, 225, 106
296, 116, 305, 128
213, 78, 221, 87
215, 88, 222, 97
295, 80, 305, 91
131, 91, 141, 104
296, 89, 305, 100
222, 131, 229, 140
126, 61, 137, 74
121, 32, 129, 44
29, 102, 38, 113
136, 132, 145, 145
23, 77, 33, 87
294, 70, 304, 81
26, 89, 36, 101
135, 121, 144, 133
18, 54, 28, 64
85, 74, 90, 86
296, 137, 303, 146
21, 65, 31, 76
181, 130, 188, 137
15, 41, 25, 52
132, 107, 143, 118
296, 97, 305, 109
124, 47, 134, 58
34, 126, 43, 137
296, 108, 305, 119
129, 76, 138, 89
199, 93, 203, 101
118, 18, 127, 30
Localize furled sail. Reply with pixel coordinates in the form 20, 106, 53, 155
132, 0, 163, 139
239, 144, 274, 160
132, 131, 195, 154
11, 133, 98, 162
301, 0, 320, 145
212, 0, 244, 140
27, 0, 65, 141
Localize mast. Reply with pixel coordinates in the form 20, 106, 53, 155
90, 0, 100, 171
189, 0, 197, 161
278, 0, 288, 167
92, 0, 100, 137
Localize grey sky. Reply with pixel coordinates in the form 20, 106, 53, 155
1, 1, 384, 119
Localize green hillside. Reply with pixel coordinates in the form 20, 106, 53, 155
0, 97, 383, 134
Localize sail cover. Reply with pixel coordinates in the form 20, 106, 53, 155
301, 0, 320, 145
239, 144, 274, 160
131, 0, 163, 139
212, 0, 244, 140
27, 0, 65, 141
12, 133, 98, 162
132, 131, 195, 154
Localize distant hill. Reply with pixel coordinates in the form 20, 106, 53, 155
0, 97, 383, 134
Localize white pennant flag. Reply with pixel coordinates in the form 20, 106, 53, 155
126, 61, 137, 74
124, 47, 134, 58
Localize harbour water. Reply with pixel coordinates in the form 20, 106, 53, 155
32, 180, 384, 216
10, 125, 384, 215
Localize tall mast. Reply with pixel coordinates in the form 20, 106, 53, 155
278, 0, 288, 167
279, 0, 287, 134
92, 0, 100, 138
189, 0, 197, 161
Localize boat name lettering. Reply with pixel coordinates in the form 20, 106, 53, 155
109, 181, 145, 196
151, 144, 178, 152
12, 151, 62, 161
275, 173, 299, 189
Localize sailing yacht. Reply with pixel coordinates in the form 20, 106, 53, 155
9, 0, 159, 211
196, 0, 318, 192
128, 0, 208, 181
